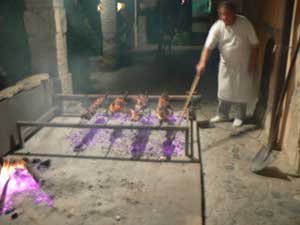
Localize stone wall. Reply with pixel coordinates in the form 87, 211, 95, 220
23, 0, 73, 94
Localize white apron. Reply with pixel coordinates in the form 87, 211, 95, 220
205, 15, 259, 103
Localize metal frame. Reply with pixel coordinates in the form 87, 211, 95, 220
16, 94, 199, 160
55, 94, 190, 101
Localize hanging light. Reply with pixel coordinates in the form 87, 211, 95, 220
97, 1, 126, 12
180, 0, 188, 6
117, 2, 126, 12
97, 0, 103, 12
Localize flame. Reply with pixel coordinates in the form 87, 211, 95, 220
0, 159, 53, 213
0, 161, 10, 186
0, 160, 26, 189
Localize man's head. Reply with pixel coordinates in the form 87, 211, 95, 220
218, 1, 237, 26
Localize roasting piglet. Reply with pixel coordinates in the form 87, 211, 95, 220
109, 96, 127, 113
129, 95, 148, 122
131, 95, 148, 111
81, 94, 107, 120
156, 93, 173, 123
129, 94, 149, 121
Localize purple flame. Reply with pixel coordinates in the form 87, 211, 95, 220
72, 116, 107, 152
130, 129, 151, 158
162, 139, 176, 157
0, 168, 53, 214
68, 112, 185, 159
108, 129, 123, 149
130, 113, 155, 158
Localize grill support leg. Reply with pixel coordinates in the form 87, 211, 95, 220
17, 124, 24, 149
185, 129, 189, 157
190, 120, 195, 159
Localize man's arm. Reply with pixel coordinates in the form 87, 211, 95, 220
249, 44, 259, 74
196, 21, 219, 76
196, 47, 212, 76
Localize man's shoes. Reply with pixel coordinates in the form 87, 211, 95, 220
210, 115, 229, 123
233, 118, 243, 127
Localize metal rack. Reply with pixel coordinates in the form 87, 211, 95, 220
16, 93, 201, 160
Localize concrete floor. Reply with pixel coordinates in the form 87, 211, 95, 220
1, 46, 300, 225
0, 116, 202, 225
198, 102, 300, 225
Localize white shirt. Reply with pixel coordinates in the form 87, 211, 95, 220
204, 15, 259, 103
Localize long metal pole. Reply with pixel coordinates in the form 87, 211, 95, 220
190, 119, 194, 159
17, 121, 189, 131
185, 129, 189, 157
55, 94, 191, 101
17, 123, 24, 149
197, 122, 206, 225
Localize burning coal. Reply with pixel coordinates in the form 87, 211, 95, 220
69, 112, 185, 159
0, 159, 53, 214
130, 113, 153, 159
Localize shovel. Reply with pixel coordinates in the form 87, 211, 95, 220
251, 37, 300, 172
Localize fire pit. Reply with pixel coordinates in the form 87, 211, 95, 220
68, 111, 186, 159
0, 159, 53, 214
15, 93, 201, 161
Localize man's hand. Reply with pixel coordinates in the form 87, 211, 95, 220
196, 62, 206, 77
196, 48, 211, 77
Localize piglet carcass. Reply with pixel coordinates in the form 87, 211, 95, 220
156, 93, 173, 123
108, 96, 127, 113
81, 94, 107, 120
129, 95, 148, 121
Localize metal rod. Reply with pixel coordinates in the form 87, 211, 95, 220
185, 129, 189, 157
17, 121, 189, 131
196, 121, 206, 225
197, 121, 201, 154
22, 106, 58, 137
55, 94, 189, 101
59, 114, 82, 117
11, 152, 200, 164
190, 120, 194, 159
17, 123, 24, 149
16, 107, 57, 149
53, 93, 63, 116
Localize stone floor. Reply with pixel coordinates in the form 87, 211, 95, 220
197, 102, 300, 225
0, 114, 202, 225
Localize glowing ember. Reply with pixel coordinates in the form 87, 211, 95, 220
74, 116, 107, 152
0, 160, 53, 214
69, 112, 186, 159
162, 139, 176, 157
130, 114, 153, 158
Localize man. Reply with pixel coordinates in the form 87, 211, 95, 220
196, 1, 259, 127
